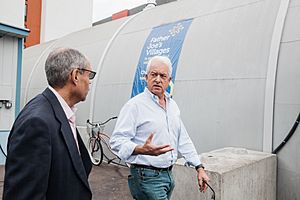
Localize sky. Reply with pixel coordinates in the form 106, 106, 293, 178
93, 0, 148, 22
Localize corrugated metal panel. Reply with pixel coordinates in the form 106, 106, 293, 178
0, 36, 17, 130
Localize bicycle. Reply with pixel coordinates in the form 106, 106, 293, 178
86, 116, 127, 167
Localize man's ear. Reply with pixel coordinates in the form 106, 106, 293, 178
71, 69, 79, 84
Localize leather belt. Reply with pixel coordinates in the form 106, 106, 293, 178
131, 164, 173, 171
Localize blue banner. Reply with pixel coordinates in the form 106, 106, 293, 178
131, 18, 193, 97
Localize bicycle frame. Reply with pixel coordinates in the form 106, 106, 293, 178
86, 117, 127, 167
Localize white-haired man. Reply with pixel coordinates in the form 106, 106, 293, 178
110, 55, 209, 200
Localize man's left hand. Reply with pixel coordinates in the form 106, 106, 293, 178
196, 168, 210, 192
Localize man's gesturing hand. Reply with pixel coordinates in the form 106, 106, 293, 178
134, 133, 173, 156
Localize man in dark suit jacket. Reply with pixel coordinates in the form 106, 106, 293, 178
3, 48, 97, 200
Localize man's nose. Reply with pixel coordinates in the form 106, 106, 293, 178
154, 75, 162, 82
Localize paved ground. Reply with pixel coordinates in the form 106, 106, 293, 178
0, 164, 133, 200
89, 164, 132, 200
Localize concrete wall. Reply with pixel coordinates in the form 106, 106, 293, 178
172, 148, 277, 200
0, 0, 25, 28
40, 0, 93, 42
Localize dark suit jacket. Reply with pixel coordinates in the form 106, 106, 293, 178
3, 88, 92, 200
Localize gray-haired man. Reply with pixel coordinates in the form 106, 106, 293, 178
3, 48, 96, 200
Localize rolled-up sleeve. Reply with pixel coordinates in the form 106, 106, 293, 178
109, 102, 138, 161
177, 119, 201, 167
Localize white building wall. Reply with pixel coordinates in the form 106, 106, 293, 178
0, 36, 18, 131
0, 0, 25, 28
0, 0, 27, 164
41, 0, 93, 42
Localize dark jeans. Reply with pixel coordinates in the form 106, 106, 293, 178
128, 165, 175, 200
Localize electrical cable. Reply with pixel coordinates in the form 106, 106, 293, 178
0, 143, 7, 157
203, 180, 215, 200
272, 112, 300, 154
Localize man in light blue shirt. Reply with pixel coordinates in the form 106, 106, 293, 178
110, 56, 209, 200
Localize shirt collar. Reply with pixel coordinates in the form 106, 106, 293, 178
48, 86, 77, 120
144, 87, 171, 102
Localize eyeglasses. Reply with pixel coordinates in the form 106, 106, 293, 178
77, 68, 96, 80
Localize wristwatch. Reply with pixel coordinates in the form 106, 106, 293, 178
195, 164, 205, 171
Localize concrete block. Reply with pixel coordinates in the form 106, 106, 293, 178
171, 147, 277, 200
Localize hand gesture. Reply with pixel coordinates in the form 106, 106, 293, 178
134, 133, 173, 156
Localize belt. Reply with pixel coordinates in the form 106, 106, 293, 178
131, 164, 173, 171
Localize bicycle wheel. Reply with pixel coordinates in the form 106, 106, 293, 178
88, 137, 103, 165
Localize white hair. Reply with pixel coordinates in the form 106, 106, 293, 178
146, 56, 172, 76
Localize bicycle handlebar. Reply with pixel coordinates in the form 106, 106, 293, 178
87, 116, 117, 127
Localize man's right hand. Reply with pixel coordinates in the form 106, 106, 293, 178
133, 133, 173, 156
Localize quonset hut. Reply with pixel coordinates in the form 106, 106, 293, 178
22, 0, 300, 199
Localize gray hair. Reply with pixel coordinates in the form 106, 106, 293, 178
45, 48, 90, 88
146, 56, 172, 76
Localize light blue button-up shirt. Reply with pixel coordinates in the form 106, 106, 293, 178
110, 88, 201, 168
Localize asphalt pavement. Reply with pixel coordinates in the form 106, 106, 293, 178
0, 163, 132, 200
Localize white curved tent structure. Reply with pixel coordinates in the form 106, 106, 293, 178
22, 0, 300, 199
